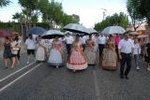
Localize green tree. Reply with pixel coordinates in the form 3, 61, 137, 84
39, 0, 80, 29
18, 0, 39, 27
39, 0, 63, 29
127, 0, 146, 31
12, 12, 24, 23
0, 0, 11, 7
126, 0, 150, 25
61, 13, 80, 27
94, 12, 129, 31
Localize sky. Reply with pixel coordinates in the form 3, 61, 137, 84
0, 0, 127, 28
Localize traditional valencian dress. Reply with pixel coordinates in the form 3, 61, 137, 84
84, 39, 96, 65
48, 40, 63, 67
67, 41, 88, 70
36, 39, 46, 61
101, 41, 117, 71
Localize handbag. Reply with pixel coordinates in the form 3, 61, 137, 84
11, 47, 19, 54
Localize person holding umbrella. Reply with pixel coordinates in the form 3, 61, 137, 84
67, 34, 88, 72
84, 34, 96, 66
47, 36, 64, 68
101, 34, 117, 70
35, 35, 47, 62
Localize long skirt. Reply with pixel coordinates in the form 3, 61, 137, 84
48, 49, 63, 66
84, 47, 96, 65
36, 47, 45, 61
67, 49, 87, 70
102, 49, 117, 70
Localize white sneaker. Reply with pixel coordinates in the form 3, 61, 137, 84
136, 66, 140, 70
147, 67, 150, 71
27, 61, 29, 64
56, 66, 59, 68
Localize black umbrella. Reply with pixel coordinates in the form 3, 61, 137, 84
63, 23, 89, 35
41, 30, 64, 39
26, 26, 46, 35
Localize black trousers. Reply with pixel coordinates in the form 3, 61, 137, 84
66, 44, 72, 55
82, 44, 86, 51
120, 53, 132, 77
98, 44, 104, 57
17, 48, 21, 60
115, 45, 119, 61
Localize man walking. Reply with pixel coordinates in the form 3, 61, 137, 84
97, 33, 107, 63
64, 32, 74, 55
118, 32, 134, 79
25, 34, 36, 64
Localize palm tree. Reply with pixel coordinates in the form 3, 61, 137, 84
0, 0, 11, 7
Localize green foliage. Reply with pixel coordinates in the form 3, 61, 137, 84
12, 12, 24, 23
7, 0, 80, 29
18, 0, 39, 11
127, 0, 145, 31
126, 0, 150, 25
38, 0, 80, 28
0, 0, 11, 7
18, 0, 39, 25
0, 22, 18, 29
94, 12, 129, 31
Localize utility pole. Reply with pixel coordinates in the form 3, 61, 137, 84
100, 8, 107, 20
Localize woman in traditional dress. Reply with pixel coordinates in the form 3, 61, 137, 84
84, 34, 96, 66
48, 36, 64, 68
101, 34, 118, 70
36, 35, 47, 62
67, 34, 88, 72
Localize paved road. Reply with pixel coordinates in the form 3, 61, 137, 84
0, 59, 150, 100
0, 53, 35, 79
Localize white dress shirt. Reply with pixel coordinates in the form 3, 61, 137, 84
97, 36, 106, 44
133, 43, 140, 54
81, 36, 88, 44
118, 39, 134, 53
64, 36, 74, 44
25, 38, 36, 49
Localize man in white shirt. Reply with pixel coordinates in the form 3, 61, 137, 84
118, 32, 134, 79
97, 33, 106, 57
64, 33, 74, 55
25, 34, 36, 64
80, 35, 88, 51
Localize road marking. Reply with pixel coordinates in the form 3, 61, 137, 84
93, 69, 100, 100
0, 63, 41, 92
0, 61, 36, 82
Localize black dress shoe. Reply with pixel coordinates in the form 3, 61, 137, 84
125, 76, 129, 79
120, 76, 124, 79
4, 67, 8, 69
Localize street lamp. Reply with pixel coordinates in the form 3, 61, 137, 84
100, 8, 107, 20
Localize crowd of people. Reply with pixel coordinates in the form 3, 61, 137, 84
2, 32, 150, 79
